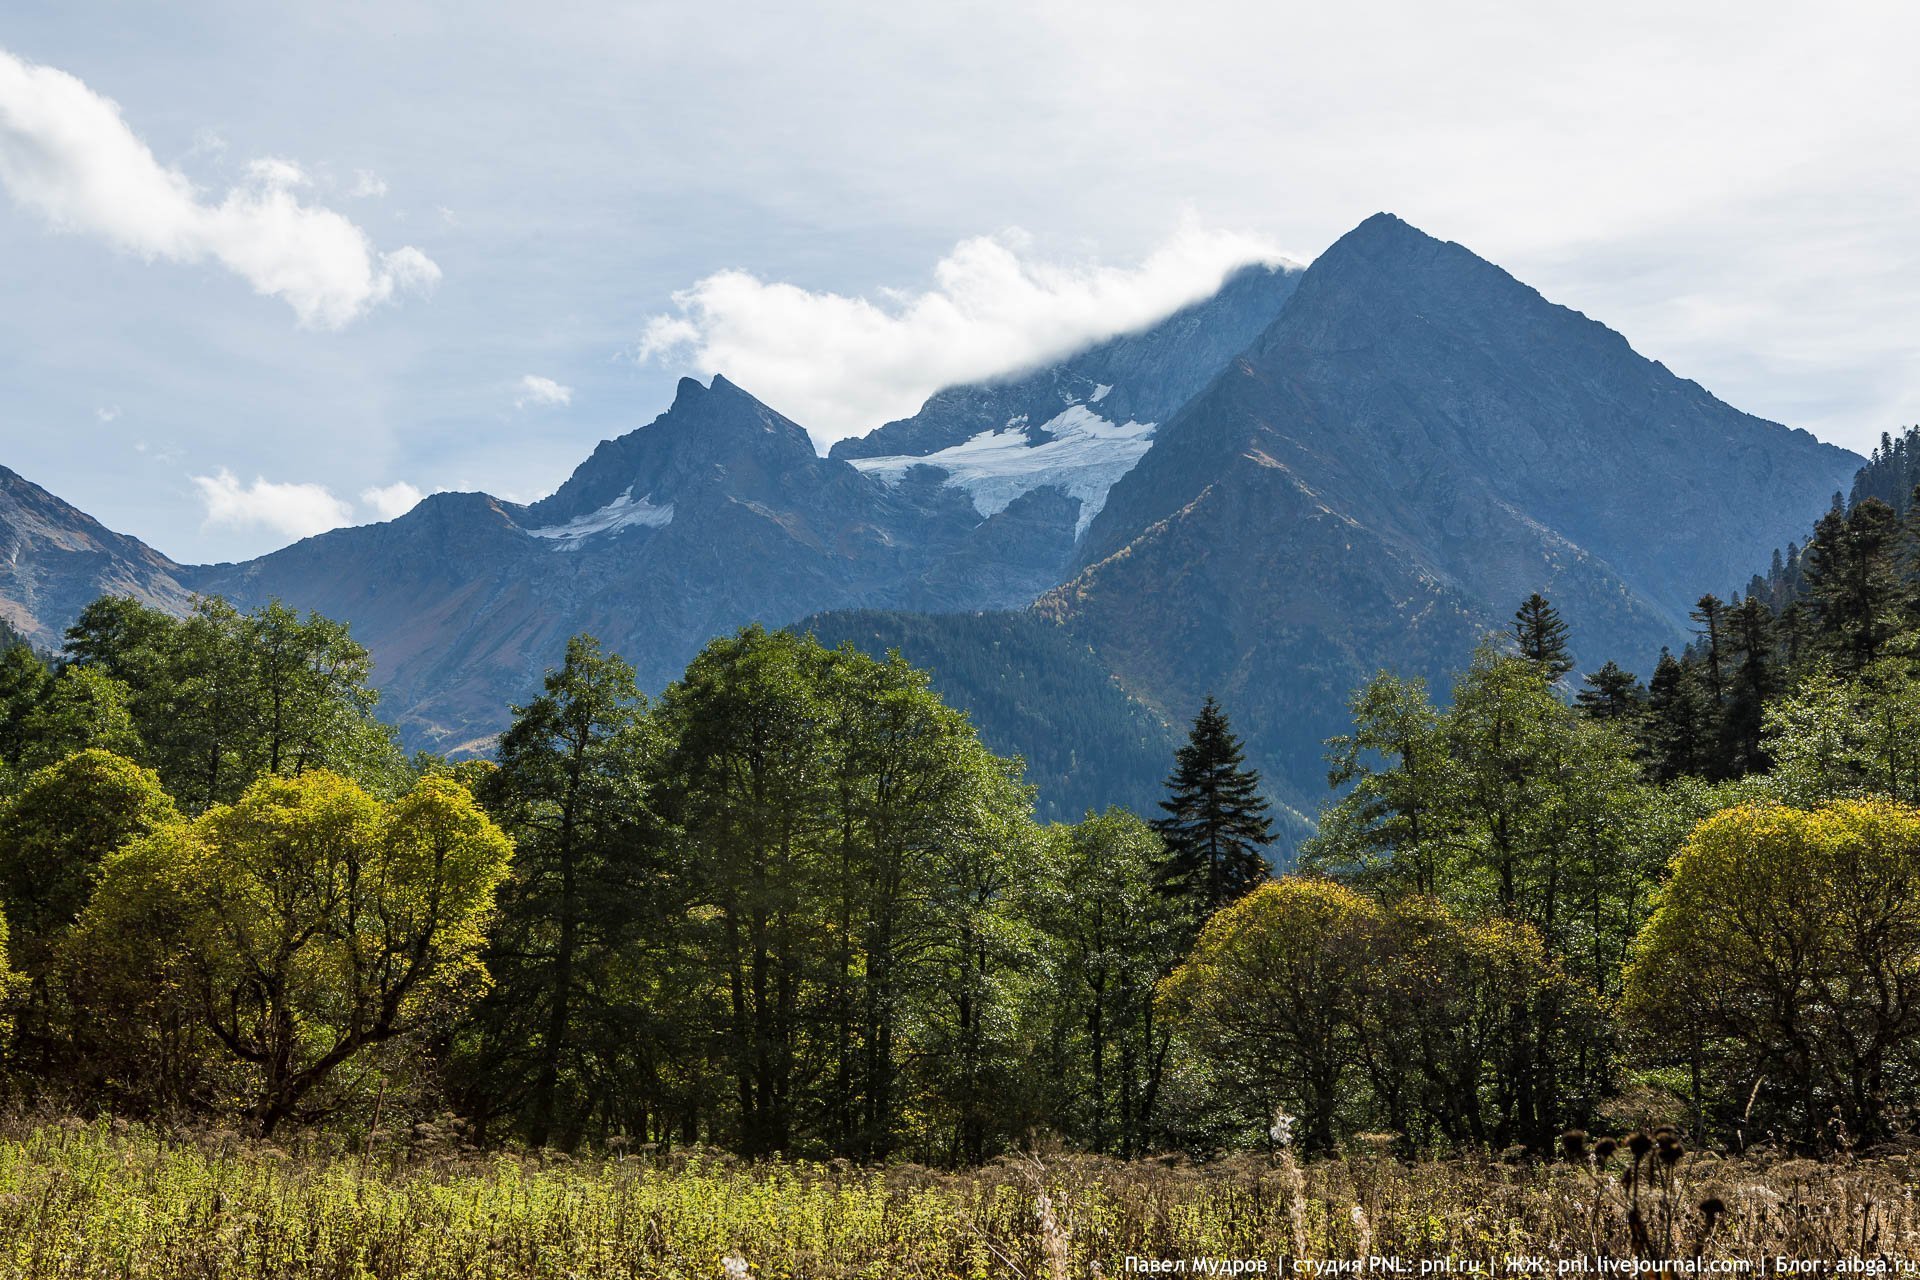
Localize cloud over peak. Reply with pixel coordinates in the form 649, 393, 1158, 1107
514, 374, 572, 409
0, 47, 438, 328
191, 469, 354, 542
636, 221, 1296, 444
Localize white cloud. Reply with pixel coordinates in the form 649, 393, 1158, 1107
636, 221, 1296, 444
0, 47, 439, 328
347, 169, 387, 198
514, 374, 573, 409
192, 468, 354, 541
95, 404, 120, 422
360, 480, 427, 519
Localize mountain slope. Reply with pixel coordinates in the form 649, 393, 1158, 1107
1042, 213, 1862, 807
0, 465, 192, 647
793, 608, 1185, 826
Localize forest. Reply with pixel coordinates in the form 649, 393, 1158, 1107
1, 430, 1919, 1272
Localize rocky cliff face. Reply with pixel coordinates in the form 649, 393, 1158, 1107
0, 465, 192, 647
1042, 213, 1861, 804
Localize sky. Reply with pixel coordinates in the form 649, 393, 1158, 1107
2, 1, 1917, 563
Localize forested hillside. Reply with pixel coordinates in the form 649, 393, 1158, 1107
796, 609, 1184, 824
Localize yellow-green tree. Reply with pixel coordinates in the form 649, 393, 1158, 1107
1625, 799, 1920, 1145
0, 750, 179, 981
1160, 878, 1382, 1151
75, 770, 512, 1133
0, 906, 22, 1045
1361, 897, 1597, 1150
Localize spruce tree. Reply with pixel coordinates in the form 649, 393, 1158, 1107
1512, 593, 1575, 681
1152, 696, 1274, 917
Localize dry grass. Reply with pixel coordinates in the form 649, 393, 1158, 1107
0, 1118, 1916, 1278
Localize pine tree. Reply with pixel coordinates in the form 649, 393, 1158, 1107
1511, 594, 1575, 681
1152, 696, 1274, 917
1690, 594, 1729, 705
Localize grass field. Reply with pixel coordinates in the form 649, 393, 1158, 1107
0, 1119, 1914, 1278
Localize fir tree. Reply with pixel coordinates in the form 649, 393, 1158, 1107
1805, 497, 1903, 672
1720, 595, 1775, 775
1511, 593, 1575, 681
1575, 661, 1645, 723
1152, 696, 1273, 917
1645, 650, 1714, 782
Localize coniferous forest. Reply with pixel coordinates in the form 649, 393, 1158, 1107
2, 431, 1920, 1272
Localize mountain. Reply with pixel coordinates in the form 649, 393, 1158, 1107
186, 375, 1000, 749
0, 465, 192, 648
1038, 213, 1862, 806
831, 262, 1302, 544
0, 215, 1867, 828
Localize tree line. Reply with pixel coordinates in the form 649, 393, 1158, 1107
0, 598, 1280, 1161
1, 442, 1918, 1161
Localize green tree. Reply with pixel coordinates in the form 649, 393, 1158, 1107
16, 667, 143, 771
652, 626, 1043, 1161
62, 596, 402, 811
457, 636, 662, 1148
1152, 696, 1273, 918
0, 750, 180, 982
1037, 809, 1184, 1156
1645, 649, 1715, 781
1805, 498, 1903, 672
819, 644, 1033, 1159
1761, 660, 1920, 806
1719, 595, 1777, 775
1690, 594, 1730, 706
1308, 647, 1649, 1140
656, 626, 834, 1157
0, 639, 50, 778
1313, 673, 1455, 898
1512, 593, 1575, 681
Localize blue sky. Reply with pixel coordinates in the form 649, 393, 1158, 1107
3, 1, 1917, 562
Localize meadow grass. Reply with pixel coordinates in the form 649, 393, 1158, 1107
0, 1118, 1916, 1278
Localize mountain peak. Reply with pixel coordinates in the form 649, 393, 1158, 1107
1313, 212, 1462, 276
523, 374, 820, 531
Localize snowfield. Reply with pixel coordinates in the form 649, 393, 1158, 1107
526, 487, 675, 548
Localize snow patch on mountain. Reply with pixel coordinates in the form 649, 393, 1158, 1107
848, 403, 1154, 537
526, 487, 674, 548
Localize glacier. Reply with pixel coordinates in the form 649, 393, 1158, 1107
847, 403, 1154, 538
